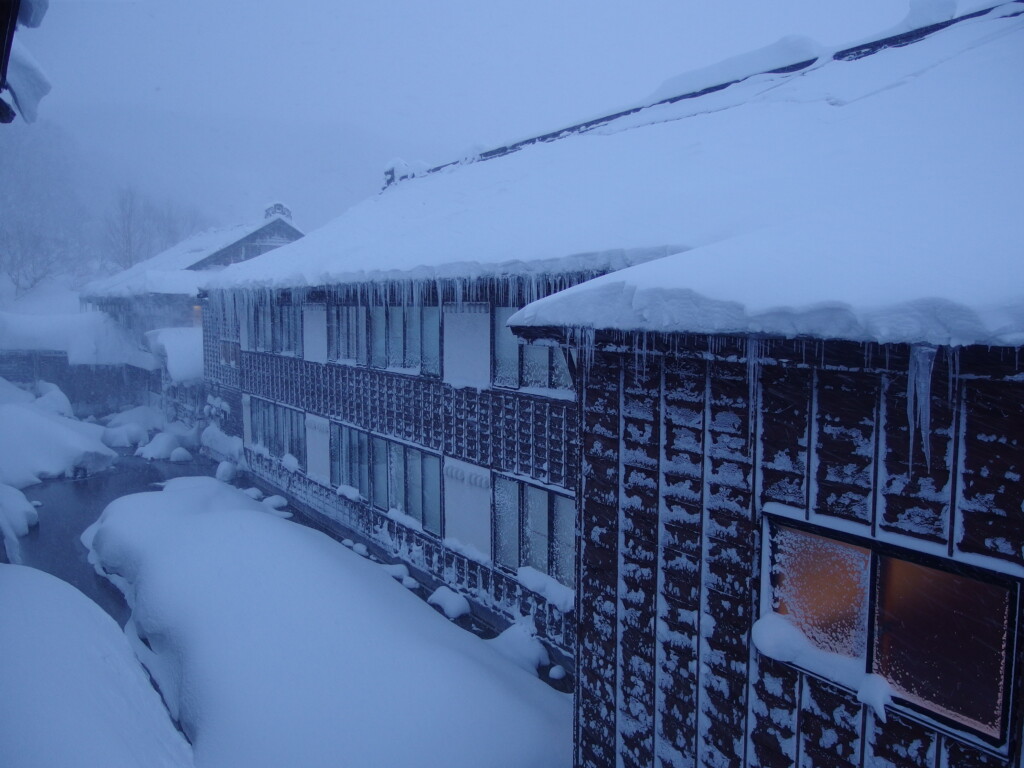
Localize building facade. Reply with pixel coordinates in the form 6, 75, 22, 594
508, 326, 1024, 768
204, 269, 643, 659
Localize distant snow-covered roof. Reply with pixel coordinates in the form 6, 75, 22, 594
505, 6, 1024, 348
85, 214, 300, 299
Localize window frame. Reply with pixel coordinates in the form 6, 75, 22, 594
248, 397, 306, 472
331, 424, 442, 536
492, 475, 575, 589
763, 513, 1019, 748
327, 300, 440, 375
492, 305, 572, 391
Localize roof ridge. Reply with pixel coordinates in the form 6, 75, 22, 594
382, 1, 1021, 190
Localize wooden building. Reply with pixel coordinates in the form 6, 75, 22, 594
207, 4, 1020, 764
202, 253, 667, 660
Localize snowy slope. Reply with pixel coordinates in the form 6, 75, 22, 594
508, 7, 1024, 347
212, 6, 1021, 350
0, 565, 194, 767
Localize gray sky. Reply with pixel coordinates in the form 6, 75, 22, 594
13, 0, 907, 232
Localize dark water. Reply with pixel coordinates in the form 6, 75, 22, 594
17, 454, 216, 626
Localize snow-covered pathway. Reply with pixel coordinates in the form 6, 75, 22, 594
83, 476, 572, 768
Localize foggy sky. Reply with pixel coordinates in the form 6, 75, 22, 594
12, 1, 908, 232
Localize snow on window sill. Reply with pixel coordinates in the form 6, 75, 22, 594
443, 537, 491, 566
751, 612, 891, 721
516, 566, 574, 613
385, 507, 423, 533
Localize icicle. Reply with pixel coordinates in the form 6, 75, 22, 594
946, 346, 959, 405
907, 344, 936, 473
746, 337, 761, 444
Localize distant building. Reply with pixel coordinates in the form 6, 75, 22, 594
84, 204, 303, 419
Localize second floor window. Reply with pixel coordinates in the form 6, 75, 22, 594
493, 307, 571, 390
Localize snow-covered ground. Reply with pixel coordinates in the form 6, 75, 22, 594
83, 476, 571, 768
0, 564, 193, 767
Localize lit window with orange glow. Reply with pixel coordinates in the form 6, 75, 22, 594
766, 518, 1015, 745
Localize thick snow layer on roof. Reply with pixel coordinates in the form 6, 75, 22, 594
510, 8, 1024, 347
85, 215, 296, 298
83, 477, 571, 767
6, 40, 51, 123
0, 565, 193, 767
0, 310, 156, 367
210, 6, 1022, 300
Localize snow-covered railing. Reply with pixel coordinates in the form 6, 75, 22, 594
383, 1, 1022, 189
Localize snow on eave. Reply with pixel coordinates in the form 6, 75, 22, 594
5, 40, 50, 123
211, 5, 1022, 302
208, 245, 685, 293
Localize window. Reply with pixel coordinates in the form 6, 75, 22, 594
493, 306, 571, 390
331, 302, 440, 373
219, 340, 240, 367
493, 477, 575, 588
362, 436, 441, 535
249, 398, 305, 470
270, 302, 301, 355
767, 518, 1014, 743
327, 305, 368, 364
329, 423, 369, 498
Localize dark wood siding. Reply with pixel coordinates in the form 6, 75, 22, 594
576, 333, 1024, 768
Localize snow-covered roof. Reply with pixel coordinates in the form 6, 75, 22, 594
85, 214, 299, 299
507, 6, 1024, 348
210, 4, 1022, 313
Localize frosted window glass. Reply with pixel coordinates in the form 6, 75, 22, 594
875, 557, 1009, 738
370, 306, 387, 368
421, 306, 440, 375
388, 442, 406, 511
388, 307, 404, 368
405, 307, 421, 368
406, 449, 423, 523
422, 453, 442, 536
371, 437, 388, 509
551, 347, 572, 390
523, 344, 549, 388
552, 494, 575, 587
493, 307, 520, 387
525, 486, 550, 574
772, 524, 870, 659
494, 477, 520, 568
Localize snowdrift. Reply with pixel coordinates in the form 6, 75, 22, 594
83, 476, 571, 768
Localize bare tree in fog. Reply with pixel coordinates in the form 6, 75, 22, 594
104, 186, 153, 270
103, 187, 215, 271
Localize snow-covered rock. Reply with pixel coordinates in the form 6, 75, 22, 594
135, 432, 181, 461
427, 586, 471, 619
169, 447, 193, 463
487, 619, 551, 676
82, 476, 571, 768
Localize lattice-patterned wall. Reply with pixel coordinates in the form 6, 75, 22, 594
245, 450, 575, 655
576, 333, 1024, 768
238, 351, 577, 491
